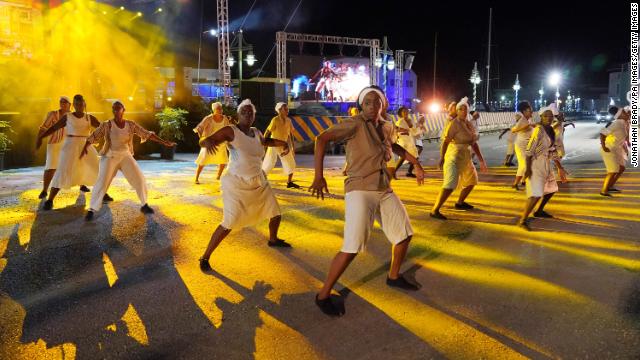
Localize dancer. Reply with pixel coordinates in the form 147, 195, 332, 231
550, 103, 574, 182
262, 102, 301, 189
392, 107, 420, 178
517, 107, 567, 231
498, 120, 516, 166
35, 96, 71, 199
194, 102, 230, 184
36, 94, 102, 210
310, 86, 425, 317
430, 97, 488, 220
407, 116, 427, 177
511, 101, 535, 190
599, 106, 630, 196
199, 99, 292, 272
82, 100, 176, 220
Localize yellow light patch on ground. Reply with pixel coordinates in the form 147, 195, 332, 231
253, 310, 325, 360
474, 222, 640, 271
352, 284, 530, 360
102, 252, 118, 287
121, 304, 149, 346
0, 294, 77, 359
417, 258, 590, 303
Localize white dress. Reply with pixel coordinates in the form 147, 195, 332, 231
220, 126, 281, 230
50, 113, 99, 189
600, 118, 628, 173
525, 126, 558, 198
395, 117, 419, 157
514, 113, 533, 177
195, 114, 230, 165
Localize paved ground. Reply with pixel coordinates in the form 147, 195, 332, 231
1, 122, 639, 359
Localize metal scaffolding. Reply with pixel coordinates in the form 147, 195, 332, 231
275, 31, 380, 86
216, 0, 231, 101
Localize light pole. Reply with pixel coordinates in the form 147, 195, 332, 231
375, 36, 395, 94
538, 82, 544, 110
197, 29, 218, 97
469, 62, 482, 110
228, 29, 256, 97
548, 71, 561, 107
512, 74, 520, 112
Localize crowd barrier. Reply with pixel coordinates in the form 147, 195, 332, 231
290, 112, 517, 142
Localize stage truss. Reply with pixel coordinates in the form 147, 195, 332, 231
276, 31, 380, 87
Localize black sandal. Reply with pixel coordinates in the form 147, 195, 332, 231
268, 239, 292, 248
199, 258, 212, 272
386, 275, 421, 291
315, 294, 344, 317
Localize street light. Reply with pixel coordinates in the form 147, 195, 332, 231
226, 55, 235, 68
469, 62, 482, 110
245, 51, 256, 66
375, 56, 383, 68
512, 74, 521, 112
548, 71, 561, 106
538, 83, 544, 109
387, 56, 395, 71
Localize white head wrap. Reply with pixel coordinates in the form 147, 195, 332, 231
112, 99, 125, 110
357, 87, 387, 108
237, 99, 256, 114
538, 106, 552, 116
456, 97, 469, 110
211, 102, 222, 112
59, 96, 71, 103
549, 102, 559, 116
275, 102, 287, 113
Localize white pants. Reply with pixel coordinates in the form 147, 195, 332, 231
262, 146, 296, 175
342, 190, 413, 254
514, 139, 528, 177
506, 140, 515, 156
44, 142, 63, 170
89, 153, 147, 211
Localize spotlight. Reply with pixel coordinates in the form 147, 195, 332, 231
128, 96, 134, 101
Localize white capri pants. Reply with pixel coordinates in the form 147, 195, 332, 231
89, 152, 148, 211
526, 155, 558, 198
44, 142, 63, 170
442, 144, 478, 190
262, 146, 296, 175
342, 190, 413, 254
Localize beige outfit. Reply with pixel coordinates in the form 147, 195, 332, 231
195, 114, 230, 165
321, 114, 412, 253
441, 118, 478, 190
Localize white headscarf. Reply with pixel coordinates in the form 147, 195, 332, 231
275, 102, 287, 113
237, 99, 256, 114
211, 102, 222, 112
357, 87, 387, 108
538, 106, 552, 116
59, 96, 71, 103
549, 102, 559, 116
456, 97, 469, 110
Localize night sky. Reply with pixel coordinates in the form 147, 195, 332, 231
123, 0, 631, 103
